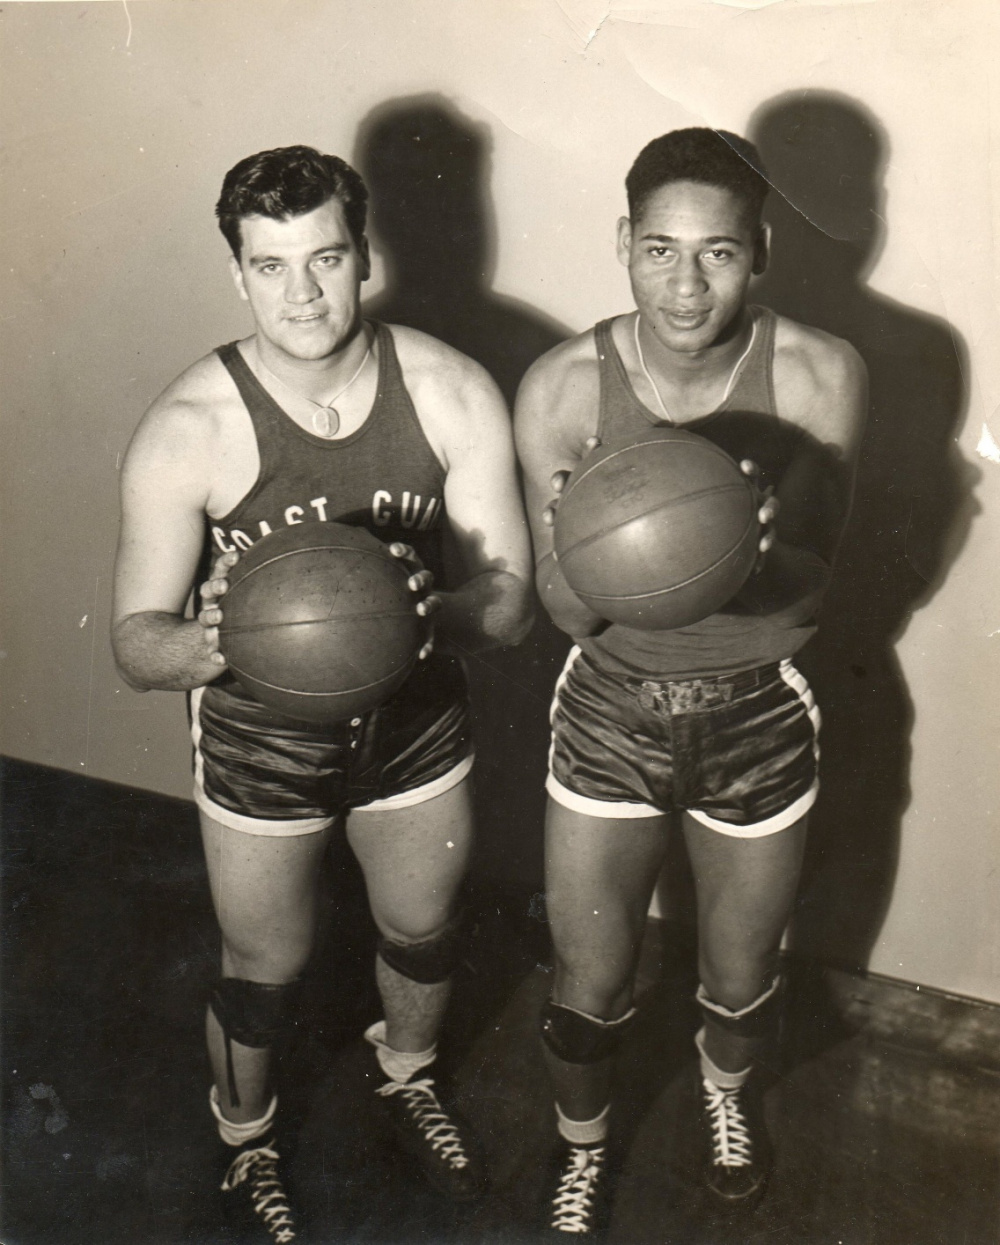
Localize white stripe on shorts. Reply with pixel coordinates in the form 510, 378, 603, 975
352, 751, 474, 813
687, 659, 820, 837
547, 645, 662, 820
546, 772, 663, 819
189, 685, 335, 835
686, 777, 818, 837
190, 686, 474, 836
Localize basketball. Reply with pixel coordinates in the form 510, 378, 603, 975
217, 522, 423, 723
553, 427, 759, 630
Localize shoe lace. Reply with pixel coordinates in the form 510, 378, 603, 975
551, 1145, 606, 1233
703, 1078, 753, 1169
376, 1077, 470, 1169
222, 1141, 297, 1243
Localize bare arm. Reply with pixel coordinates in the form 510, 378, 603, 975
734, 330, 868, 625
513, 346, 606, 639
111, 392, 228, 691
408, 340, 534, 654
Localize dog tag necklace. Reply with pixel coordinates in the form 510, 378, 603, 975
254, 338, 373, 438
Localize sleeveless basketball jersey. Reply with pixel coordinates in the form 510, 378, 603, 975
207, 322, 448, 584
579, 307, 818, 679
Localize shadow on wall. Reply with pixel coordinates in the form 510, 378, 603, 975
355, 95, 571, 896
748, 91, 979, 970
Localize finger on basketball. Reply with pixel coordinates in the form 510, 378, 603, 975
201, 622, 225, 663
416, 593, 441, 618
200, 575, 230, 603
407, 569, 434, 594
198, 606, 224, 628
207, 550, 238, 582
418, 636, 435, 661
758, 494, 780, 525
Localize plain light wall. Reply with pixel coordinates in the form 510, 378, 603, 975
2, 0, 997, 1002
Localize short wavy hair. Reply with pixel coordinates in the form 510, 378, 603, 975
215, 145, 369, 260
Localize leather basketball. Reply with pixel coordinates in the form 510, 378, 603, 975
553, 427, 759, 630
218, 522, 422, 722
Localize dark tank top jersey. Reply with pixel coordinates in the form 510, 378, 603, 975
579, 307, 818, 679
207, 322, 447, 582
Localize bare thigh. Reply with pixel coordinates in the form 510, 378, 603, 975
681, 810, 808, 1008
545, 798, 669, 1018
345, 774, 474, 942
200, 810, 334, 982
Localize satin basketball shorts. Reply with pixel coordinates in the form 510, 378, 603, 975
189, 654, 474, 836
547, 647, 820, 837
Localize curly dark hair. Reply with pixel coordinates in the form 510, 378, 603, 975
626, 128, 769, 225
215, 145, 368, 260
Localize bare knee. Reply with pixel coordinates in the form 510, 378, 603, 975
552, 945, 635, 1020
698, 948, 778, 1012
375, 899, 459, 945
221, 925, 314, 984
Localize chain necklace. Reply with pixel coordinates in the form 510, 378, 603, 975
633, 312, 757, 425
253, 336, 373, 438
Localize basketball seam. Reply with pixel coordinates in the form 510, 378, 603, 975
230, 543, 398, 584
559, 481, 753, 561
562, 437, 741, 503
219, 611, 416, 636
575, 513, 757, 601
225, 655, 418, 698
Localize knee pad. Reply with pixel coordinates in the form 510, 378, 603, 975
209, 978, 298, 1108
540, 1000, 636, 1065
696, 975, 783, 1041
377, 909, 467, 985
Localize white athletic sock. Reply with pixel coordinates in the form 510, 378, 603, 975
695, 1026, 751, 1091
364, 1019, 437, 1083
556, 1102, 610, 1146
210, 1084, 278, 1147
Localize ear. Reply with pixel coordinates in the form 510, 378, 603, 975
357, 235, 372, 283
752, 222, 771, 276
616, 215, 633, 269
228, 254, 249, 302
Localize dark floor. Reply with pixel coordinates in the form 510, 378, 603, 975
3, 757, 998, 1244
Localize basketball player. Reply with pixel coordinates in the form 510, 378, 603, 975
515, 129, 867, 1235
111, 146, 533, 1241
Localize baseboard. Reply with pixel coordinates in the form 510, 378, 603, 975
788, 956, 1000, 1075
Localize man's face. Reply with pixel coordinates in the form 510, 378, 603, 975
617, 180, 768, 355
229, 197, 370, 362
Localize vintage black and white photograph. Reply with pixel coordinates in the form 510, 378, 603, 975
2, 1, 998, 1242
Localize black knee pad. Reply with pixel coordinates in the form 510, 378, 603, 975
377, 909, 467, 985
697, 976, 783, 1041
209, 978, 298, 1108
540, 1000, 636, 1065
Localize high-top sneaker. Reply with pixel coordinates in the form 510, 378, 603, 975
219, 1134, 298, 1243
375, 1074, 487, 1201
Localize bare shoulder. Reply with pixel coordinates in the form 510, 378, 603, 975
515, 327, 600, 458
772, 315, 868, 452
385, 323, 514, 470
386, 323, 498, 400
123, 349, 234, 482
